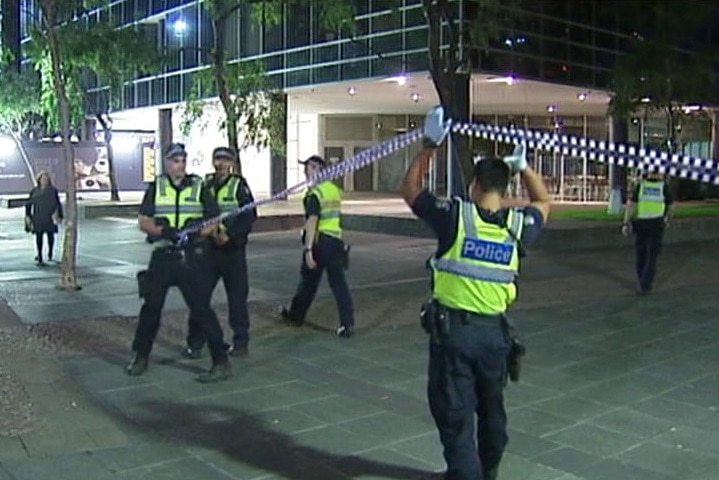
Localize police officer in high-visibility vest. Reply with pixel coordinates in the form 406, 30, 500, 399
184, 146, 257, 358
127, 143, 232, 383
402, 107, 550, 480
621, 171, 674, 294
280, 155, 354, 337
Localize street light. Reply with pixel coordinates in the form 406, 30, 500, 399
172, 18, 188, 37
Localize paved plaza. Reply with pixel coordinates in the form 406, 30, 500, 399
0, 206, 718, 480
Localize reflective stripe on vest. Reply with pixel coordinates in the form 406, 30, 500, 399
215, 176, 240, 214
307, 181, 342, 239
154, 175, 204, 229
636, 180, 665, 219
431, 201, 523, 314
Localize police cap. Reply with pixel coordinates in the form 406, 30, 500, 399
164, 143, 187, 159
212, 146, 238, 161
298, 155, 326, 168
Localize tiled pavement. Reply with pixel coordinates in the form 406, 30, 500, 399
0, 211, 718, 479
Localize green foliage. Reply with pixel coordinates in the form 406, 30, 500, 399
180, 59, 284, 154
0, 68, 43, 134
32, 49, 86, 133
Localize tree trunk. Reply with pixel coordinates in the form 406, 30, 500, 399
211, 17, 241, 174
96, 114, 120, 201
43, 4, 81, 291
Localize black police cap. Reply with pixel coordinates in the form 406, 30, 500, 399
164, 143, 187, 159
212, 146, 238, 160
298, 155, 326, 167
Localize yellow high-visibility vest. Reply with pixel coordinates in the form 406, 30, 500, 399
305, 181, 342, 239
431, 201, 524, 314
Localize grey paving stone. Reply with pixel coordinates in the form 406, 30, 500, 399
573, 372, 678, 406
505, 429, 562, 459
104, 456, 237, 480
651, 424, 719, 455
533, 446, 603, 475
616, 442, 719, 479
509, 406, 581, 437
337, 411, 434, 445
292, 394, 385, 424
343, 365, 420, 387
543, 423, 643, 457
498, 452, 566, 480
577, 458, 674, 480
88, 442, 185, 473
332, 447, 439, 478
529, 395, 616, 422
633, 396, 717, 429
589, 408, 676, 439
387, 431, 445, 468
3, 452, 111, 480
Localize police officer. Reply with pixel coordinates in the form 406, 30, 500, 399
401, 107, 550, 480
621, 171, 674, 294
127, 143, 232, 383
280, 155, 354, 337
184, 146, 257, 358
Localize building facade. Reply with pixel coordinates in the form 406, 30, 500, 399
13, 0, 718, 201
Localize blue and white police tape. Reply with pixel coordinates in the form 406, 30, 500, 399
175, 114, 719, 244
175, 128, 424, 242
451, 121, 718, 184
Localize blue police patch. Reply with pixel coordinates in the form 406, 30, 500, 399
643, 187, 661, 196
461, 238, 512, 265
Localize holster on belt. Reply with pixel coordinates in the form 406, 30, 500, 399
136, 270, 149, 299
501, 314, 526, 383
342, 244, 351, 270
419, 299, 450, 344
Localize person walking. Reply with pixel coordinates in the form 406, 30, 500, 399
280, 155, 355, 338
621, 171, 674, 294
25, 171, 63, 265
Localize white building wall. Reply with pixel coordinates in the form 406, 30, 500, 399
106, 101, 272, 196
286, 95, 320, 188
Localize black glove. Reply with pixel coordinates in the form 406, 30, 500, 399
161, 226, 180, 243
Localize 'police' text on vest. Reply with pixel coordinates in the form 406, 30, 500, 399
461, 238, 513, 266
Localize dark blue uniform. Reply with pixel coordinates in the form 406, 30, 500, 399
283, 193, 354, 336
411, 191, 544, 480
132, 176, 229, 371
186, 175, 257, 354
630, 183, 673, 293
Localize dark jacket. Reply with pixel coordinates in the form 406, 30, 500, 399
25, 186, 63, 233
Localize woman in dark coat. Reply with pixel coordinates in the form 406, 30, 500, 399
24, 171, 63, 264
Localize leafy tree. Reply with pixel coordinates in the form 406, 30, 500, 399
62, 22, 165, 201
609, 1, 718, 202
179, 0, 355, 174
0, 66, 43, 137
28, 0, 83, 290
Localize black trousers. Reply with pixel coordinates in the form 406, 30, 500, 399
35, 231, 55, 259
428, 314, 510, 480
287, 234, 354, 328
132, 246, 228, 365
187, 246, 250, 349
632, 218, 664, 291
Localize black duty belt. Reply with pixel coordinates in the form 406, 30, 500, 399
447, 307, 504, 326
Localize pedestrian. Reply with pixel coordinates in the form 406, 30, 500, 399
621, 171, 674, 294
127, 143, 231, 383
184, 146, 257, 359
24, 171, 63, 265
401, 106, 551, 480
280, 155, 354, 338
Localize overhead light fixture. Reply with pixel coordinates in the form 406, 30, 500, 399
547, 104, 558, 113
640, 97, 651, 103
347, 87, 357, 96
577, 92, 588, 101
486, 75, 517, 85
172, 19, 188, 36
410, 92, 421, 103
384, 74, 408, 85
681, 104, 703, 114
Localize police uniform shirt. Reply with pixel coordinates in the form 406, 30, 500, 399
139, 174, 221, 221
304, 193, 321, 219
210, 175, 257, 245
630, 182, 673, 205
410, 190, 544, 257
